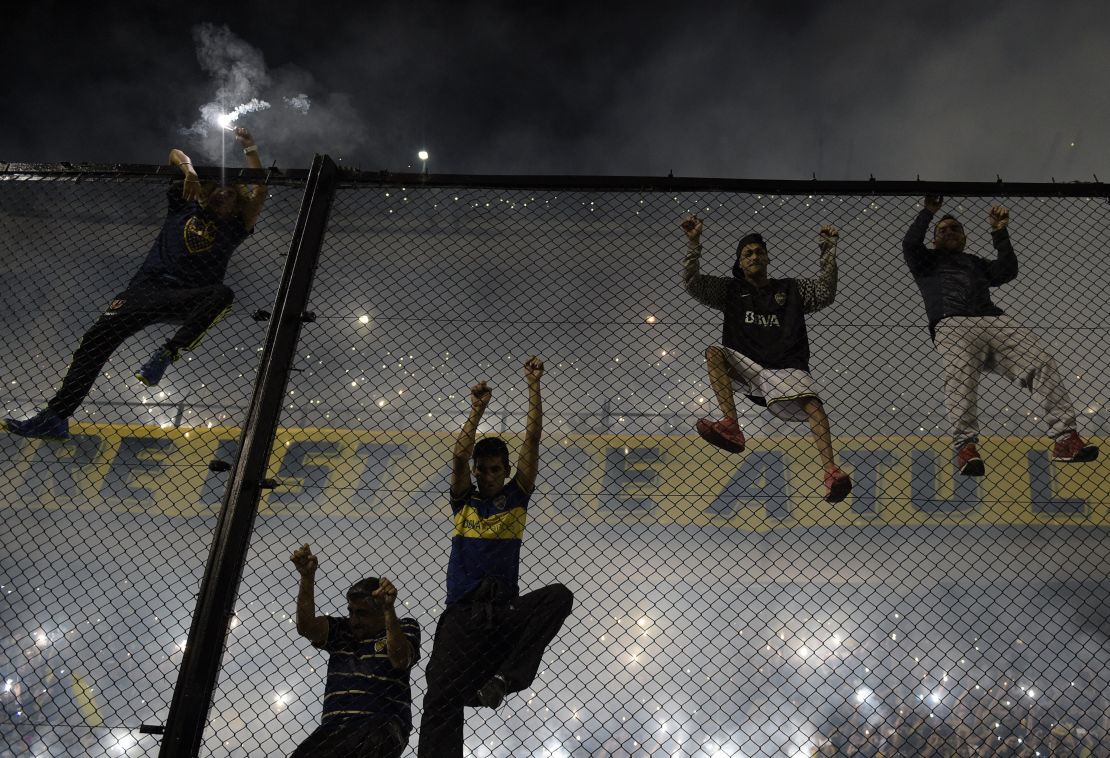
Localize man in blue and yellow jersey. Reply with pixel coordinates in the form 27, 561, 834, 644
4, 127, 266, 441
418, 356, 574, 757
290, 544, 419, 758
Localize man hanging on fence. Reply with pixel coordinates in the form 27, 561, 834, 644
418, 357, 574, 757
289, 544, 419, 758
4, 127, 267, 440
681, 213, 853, 503
902, 194, 1098, 475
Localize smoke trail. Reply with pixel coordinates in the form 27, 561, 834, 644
180, 24, 273, 140
182, 25, 275, 140
178, 24, 367, 166
194, 22, 270, 120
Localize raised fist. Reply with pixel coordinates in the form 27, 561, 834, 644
680, 213, 703, 243
524, 356, 544, 382
290, 544, 318, 577
470, 381, 492, 413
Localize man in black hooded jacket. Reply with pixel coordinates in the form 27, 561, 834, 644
902, 194, 1097, 475
681, 213, 852, 503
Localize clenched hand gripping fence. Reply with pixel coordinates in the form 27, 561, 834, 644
2, 163, 1109, 757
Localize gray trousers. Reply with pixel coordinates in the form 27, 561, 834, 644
933, 315, 1076, 450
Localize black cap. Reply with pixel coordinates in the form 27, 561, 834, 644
347, 577, 381, 598
733, 233, 767, 277
736, 233, 766, 255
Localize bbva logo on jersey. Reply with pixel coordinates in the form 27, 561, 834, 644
744, 311, 781, 327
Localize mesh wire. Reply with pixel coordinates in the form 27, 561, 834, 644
4, 175, 1110, 757
0, 173, 301, 756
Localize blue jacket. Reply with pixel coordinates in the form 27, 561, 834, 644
902, 209, 1017, 339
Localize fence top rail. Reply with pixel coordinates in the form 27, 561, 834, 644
2, 160, 1108, 197
0, 162, 309, 187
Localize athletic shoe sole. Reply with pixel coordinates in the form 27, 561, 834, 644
696, 419, 745, 454
4, 419, 69, 441
959, 458, 985, 476
825, 476, 852, 503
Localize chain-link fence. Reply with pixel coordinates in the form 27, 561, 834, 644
0, 166, 305, 756
3, 164, 1110, 757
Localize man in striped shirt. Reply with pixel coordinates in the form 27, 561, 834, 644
290, 544, 420, 758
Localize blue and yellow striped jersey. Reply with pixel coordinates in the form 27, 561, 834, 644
445, 478, 530, 605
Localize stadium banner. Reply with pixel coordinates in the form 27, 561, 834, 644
1, 424, 1106, 529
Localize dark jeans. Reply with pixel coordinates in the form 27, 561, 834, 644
290, 717, 407, 758
417, 583, 573, 758
46, 284, 233, 418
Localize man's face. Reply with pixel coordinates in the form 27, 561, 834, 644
738, 242, 769, 278
205, 187, 239, 220
934, 218, 966, 252
473, 454, 509, 497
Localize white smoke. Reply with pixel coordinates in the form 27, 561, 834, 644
221, 98, 272, 126
283, 94, 311, 115
179, 25, 366, 165
180, 24, 271, 139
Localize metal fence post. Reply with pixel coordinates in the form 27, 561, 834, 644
157, 154, 339, 757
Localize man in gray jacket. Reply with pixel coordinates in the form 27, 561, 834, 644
902, 194, 1097, 475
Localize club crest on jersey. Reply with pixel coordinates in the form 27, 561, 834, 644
374, 640, 386, 653
774, 292, 787, 306
493, 494, 507, 509
183, 216, 218, 254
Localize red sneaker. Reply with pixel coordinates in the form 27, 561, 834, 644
824, 466, 852, 503
696, 417, 746, 453
956, 442, 985, 476
1051, 431, 1099, 463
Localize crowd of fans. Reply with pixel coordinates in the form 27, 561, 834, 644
816, 679, 1108, 756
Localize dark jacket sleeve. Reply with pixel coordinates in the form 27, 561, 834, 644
902, 209, 935, 276
986, 228, 1018, 286
797, 237, 839, 314
683, 241, 729, 311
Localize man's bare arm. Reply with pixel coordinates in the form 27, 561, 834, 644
290, 544, 329, 645
374, 578, 415, 669
514, 357, 544, 494
452, 382, 490, 498
233, 128, 267, 229
168, 149, 202, 201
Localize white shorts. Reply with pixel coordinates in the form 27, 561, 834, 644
716, 345, 819, 423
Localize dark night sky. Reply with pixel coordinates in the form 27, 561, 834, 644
6, 0, 1109, 180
